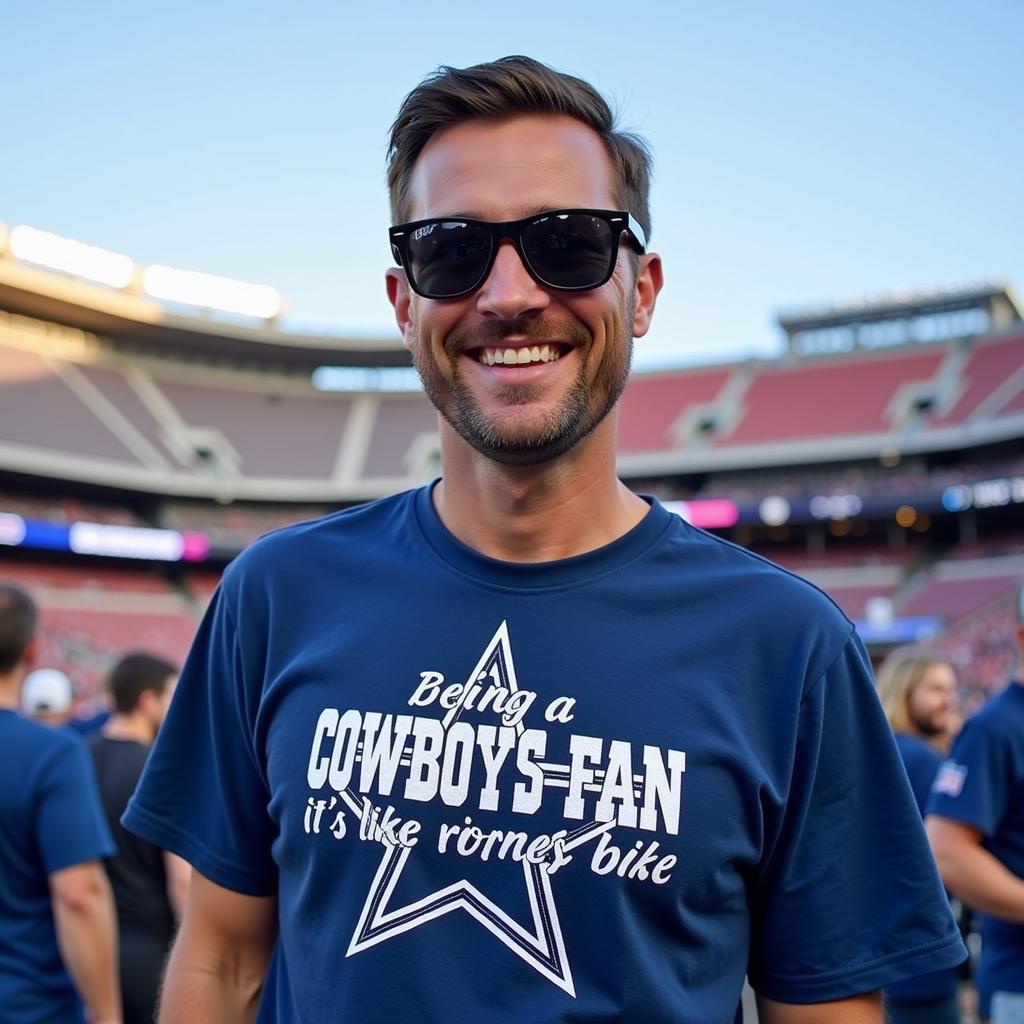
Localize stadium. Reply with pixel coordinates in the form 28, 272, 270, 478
1, 222, 1022, 718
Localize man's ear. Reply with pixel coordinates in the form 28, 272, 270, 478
138, 688, 158, 717
632, 253, 663, 339
22, 637, 38, 672
386, 268, 416, 352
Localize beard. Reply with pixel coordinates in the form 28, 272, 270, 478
908, 707, 947, 738
410, 304, 635, 467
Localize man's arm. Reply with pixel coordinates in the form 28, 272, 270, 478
159, 870, 277, 1024
757, 991, 882, 1023
50, 860, 121, 1024
163, 850, 191, 922
925, 815, 1024, 923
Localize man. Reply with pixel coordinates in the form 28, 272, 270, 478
125, 57, 965, 1023
0, 583, 121, 1023
875, 647, 962, 1023
927, 585, 1024, 1024
89, 653, 190, 1024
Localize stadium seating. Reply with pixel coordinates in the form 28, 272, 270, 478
932, 591, 1020, 710
896, 567, 1022, 621
362, 395, 440, 479
616, 368, 732, 453
931, 332, 1024, 424
715, 349, 946, 446
0, 347, 141, 463
0, 560, 168, 593
154, 374, 352, 479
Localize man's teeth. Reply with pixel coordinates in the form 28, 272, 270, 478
478, 345, 563, 367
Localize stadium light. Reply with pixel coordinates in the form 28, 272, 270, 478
9, 225, 135, 289
758, 496, 791, 527
0, 513, 27, 546
312, 366, 423, 393
142, 264, 282, 320
69, 522, 186, 561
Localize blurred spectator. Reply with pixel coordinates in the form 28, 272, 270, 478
877, 645, 959, 754
927, 583, 1024, 1024
0, 583, 121, 1023
21, 666, 74, 727
89, 652, 188, 1024
876, 646, 962, 1023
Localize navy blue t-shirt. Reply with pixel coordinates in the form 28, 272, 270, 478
927, 681, 1024, 1017
885, 733, 959, 1004
125, 487, 965, 1023
0, 709, 115, 1023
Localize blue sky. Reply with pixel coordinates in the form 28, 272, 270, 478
3, 2, 1021, 369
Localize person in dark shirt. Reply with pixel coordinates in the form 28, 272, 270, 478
928, 584, 1024, 1024
89, 652, 188, 1024
0, 583, 120, 1024
876, 645, 962, 1024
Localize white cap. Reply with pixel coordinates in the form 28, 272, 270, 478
22, 668, 73, 715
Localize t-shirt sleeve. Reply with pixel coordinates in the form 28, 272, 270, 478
925, 712, 1008, 835
37, 736, 115, 874
122, 582, 276, 896
747, 632, 966, 1003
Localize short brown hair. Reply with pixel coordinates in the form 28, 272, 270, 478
108, 651, 177, 714
387, 56, 653, 237
0, 583, 37, 674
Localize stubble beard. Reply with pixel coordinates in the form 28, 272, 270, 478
411, 305, 635, 467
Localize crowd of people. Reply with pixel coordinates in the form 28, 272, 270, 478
0, 582, 184, 1024
876, 611, 1024, 1024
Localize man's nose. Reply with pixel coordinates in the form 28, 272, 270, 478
475, 241, 551, 318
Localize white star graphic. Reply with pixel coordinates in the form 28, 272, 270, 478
343, 621, 615, 997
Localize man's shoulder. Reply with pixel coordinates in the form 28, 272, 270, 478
961, 681, 1024, 743
224, 487, 422, 584
673, 521, 855, 629
2, 713, 85, 777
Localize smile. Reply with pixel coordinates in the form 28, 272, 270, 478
475, 344, 568, 367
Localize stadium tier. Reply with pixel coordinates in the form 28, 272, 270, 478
1, 314, 1021, 498
1, 241, 1023, 708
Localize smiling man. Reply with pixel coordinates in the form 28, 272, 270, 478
124, 57, 965, 1024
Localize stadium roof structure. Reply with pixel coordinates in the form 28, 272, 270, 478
0, 239, 409, 371
778, 279, 1022, 356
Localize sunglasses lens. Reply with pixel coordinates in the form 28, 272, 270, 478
521, 213, 615, 289
405, 220, 492, 298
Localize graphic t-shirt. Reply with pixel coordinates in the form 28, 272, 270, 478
89, 736, 176, 940
928, 681, 1024, 1017
125, 487, 965, 1024
0, 710, 115, 1023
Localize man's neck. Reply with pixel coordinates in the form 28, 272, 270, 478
0, 672, 20, 710
102, 711, 154, 745
434, 423, 649, 562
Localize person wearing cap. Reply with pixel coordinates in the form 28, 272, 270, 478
927, 585, 1024, 1024
22, 666, 74, 727
0, 582, 121, 1023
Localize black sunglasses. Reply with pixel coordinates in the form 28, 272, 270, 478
389, 208, 647, 300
